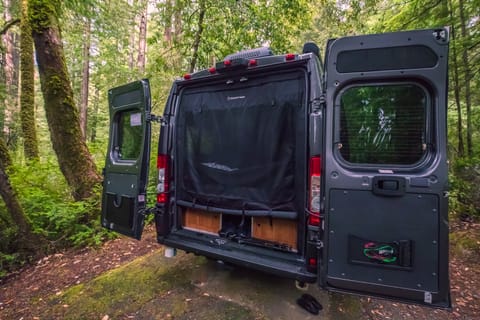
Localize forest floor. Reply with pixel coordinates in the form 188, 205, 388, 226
0, 222, 479, 319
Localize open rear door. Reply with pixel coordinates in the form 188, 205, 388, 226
101, 80, 151, 239
323, 28, 450, 307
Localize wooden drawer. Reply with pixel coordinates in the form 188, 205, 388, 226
252, 217, 297, 251
182, 208, 221, 235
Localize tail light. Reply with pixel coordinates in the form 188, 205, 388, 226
309, 156, 321, 226
157, 154, 169, 204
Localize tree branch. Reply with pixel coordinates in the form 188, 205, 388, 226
1, 18, 20, 36
400, 0, 442, 29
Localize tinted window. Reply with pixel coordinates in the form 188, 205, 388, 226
117, 111, 143, 160
339, 84, 427, 165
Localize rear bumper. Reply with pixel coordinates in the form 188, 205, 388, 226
159, 229, 317, 283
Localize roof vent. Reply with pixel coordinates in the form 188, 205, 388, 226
224, 47, 273, 61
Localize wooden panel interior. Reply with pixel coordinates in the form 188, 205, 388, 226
183, 208, 221, 235
252, 217, 297, 251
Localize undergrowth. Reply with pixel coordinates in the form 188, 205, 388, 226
0, 158, 114, 276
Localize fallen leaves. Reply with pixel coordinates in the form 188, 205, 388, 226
0, 226, 160, 319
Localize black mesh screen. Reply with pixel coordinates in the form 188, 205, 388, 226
336, 45, 438, 73
176, 71, 305, 211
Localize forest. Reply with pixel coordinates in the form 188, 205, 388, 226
0, 0, 479, 275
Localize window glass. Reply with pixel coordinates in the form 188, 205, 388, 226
339, 84, 427, 165
117, 111, 143, 160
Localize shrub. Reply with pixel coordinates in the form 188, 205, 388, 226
449, 157, 480, 220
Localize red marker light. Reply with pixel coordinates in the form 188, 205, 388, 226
183, 73, 192, 80
224, 59, 232, 66
285, 53, 295, 61
248, 59, 257, 67
208, 67, 216, 74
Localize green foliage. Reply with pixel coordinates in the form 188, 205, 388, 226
449, 157, 480, 219
8, 159, 113, 248
150, 0, 312, 73
0, 252, 20, 277
0, 207, 21, 276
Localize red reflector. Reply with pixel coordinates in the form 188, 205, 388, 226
308, 258, 317, 266
285, 53, 295, 61
157, 154, 168, 169
224, 59, 232, 66
157, 193, 168, 203
248, 59, 257, 66
308, 215, 321, 226
208, 67, 216, 74
310, 156, 321, 176
183, 73, 191, 80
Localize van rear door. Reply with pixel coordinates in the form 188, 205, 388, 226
101, 80, 151, 239
323, 28, 450, 307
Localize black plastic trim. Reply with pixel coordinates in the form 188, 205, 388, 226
162, 230, 316, 283
176, 200, 298, 219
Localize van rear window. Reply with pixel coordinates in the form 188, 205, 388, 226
338, 84, 427, 165
116, 110, 143, 160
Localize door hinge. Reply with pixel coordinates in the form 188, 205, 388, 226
432, 28, 449, 44
311, 95, 325, 113
146, 113, 166, 124
140, 206, 161, 217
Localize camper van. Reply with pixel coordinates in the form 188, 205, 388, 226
101, 27, 451, 308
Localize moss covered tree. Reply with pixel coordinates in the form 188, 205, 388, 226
0, 137, 41, 254
20, 0, 39, 160
29, 0, 101, 200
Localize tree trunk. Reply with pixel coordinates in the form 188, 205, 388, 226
89, 86, 99, 143
29, 0, 102, 200
136, 1, 148, 73
1, 0, 17, 142
173, 0, 182, 42
128, 0, 137, 73
458, 0, 473, 157
0, 137, 41, 253
20, 0, 39, 160
189, 1, 206, 73
164, 0, 172, 42
79, 18, 91, 140
448, 3, 464, 157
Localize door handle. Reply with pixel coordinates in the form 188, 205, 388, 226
372, 176, 406, 197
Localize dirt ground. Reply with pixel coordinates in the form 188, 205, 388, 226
0, 226, 161, 319
0, 222, 479, 319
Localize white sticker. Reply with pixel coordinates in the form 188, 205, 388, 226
424, 291, 432, 304
378, 169, 394, 174
138, 194, 145, 202
130, 113, 142, 127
